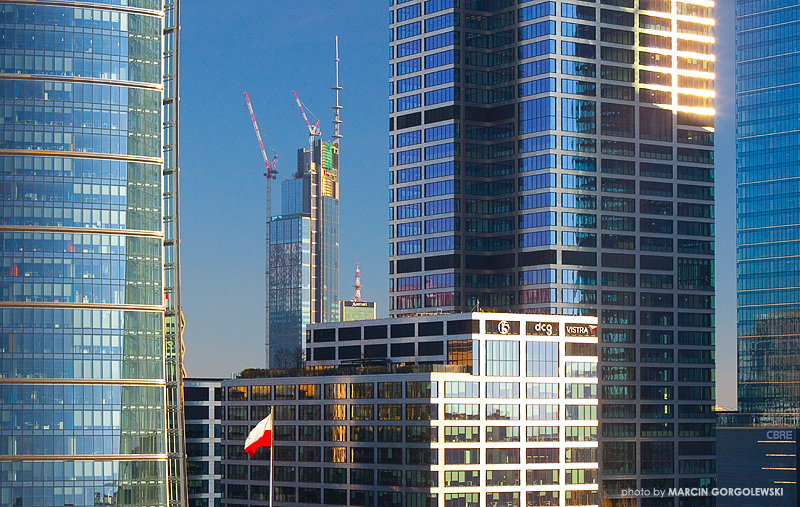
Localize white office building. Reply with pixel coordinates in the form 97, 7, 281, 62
220, 312, 598, 507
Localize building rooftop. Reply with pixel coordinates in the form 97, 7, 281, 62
232, 363, 470, 380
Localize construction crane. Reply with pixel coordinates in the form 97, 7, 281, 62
291, 90, 321, 150
244, 92, 278, 180
243, 92, 277, 368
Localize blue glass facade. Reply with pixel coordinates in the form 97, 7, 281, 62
0, 2, 173, 505
268, 140, 339, 368
389, 0, 716, 503
737, 0, 800, 424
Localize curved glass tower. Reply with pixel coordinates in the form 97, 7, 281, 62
0, 2, 171, 506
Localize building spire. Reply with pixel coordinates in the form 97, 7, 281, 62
332, 36, 343, 145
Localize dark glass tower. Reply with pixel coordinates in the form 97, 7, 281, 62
0, 2, 178, 505
388, 0, 716, 503
269, 139, 339, 368
736, 0, 800, 425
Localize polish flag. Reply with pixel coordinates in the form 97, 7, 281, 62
244, 412, 273, 458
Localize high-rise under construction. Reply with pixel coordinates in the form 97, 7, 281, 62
268, 138, 340, 368
267, 42, 343, 369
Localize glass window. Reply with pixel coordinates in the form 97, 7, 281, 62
527, 426, 559, 442
406, 425, 438, 443
378, 426, 403, 443
299, 384, 320, 400
445, 403, 480, 420
324, 383, 346, 399
324, 405, 346, 421
350, 426, 374, 442
487, 404, 520, 420
445, 448, 480, 465
406, 381, 437, 398
486, 426, 520, 442
351, 383, 374, 399
351, 404, 374, 421
378, 403, 403, 421
526, 404, 559, 420
406, 403, 438, 420
252, 385, 271, 401
275, 385, 296, 400
298, 405, 321, 421
445, 381, 480, 398
227, 386, 247, 401
324, 425, 346, 442
486, 340, 520, 376
526, 342, 558, 377
444, 426, 480, 442
445, 470, 480, 487
486, 382, 520, 398
324, 446, 347, 463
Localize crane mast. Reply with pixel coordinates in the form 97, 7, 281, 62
243, 92, 278, 368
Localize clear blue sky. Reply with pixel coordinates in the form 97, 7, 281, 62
179, 1, 738, 408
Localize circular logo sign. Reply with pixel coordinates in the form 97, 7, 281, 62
497, 320, 510, 335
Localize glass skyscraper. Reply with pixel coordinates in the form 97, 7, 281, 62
736, 0, 800, 425
389, 0, 716, 504
269, 139, 339, 368
0, 2, 181, 506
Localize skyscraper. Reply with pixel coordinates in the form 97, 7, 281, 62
269, 139, 339, 368
388, 0, 716, 503
0, 2, 180, 506
736, 0, 800, 426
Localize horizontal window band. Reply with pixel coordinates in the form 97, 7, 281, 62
0, 73, 163, 91
0, 301, 164, 312
0, 225, 162, 238
0, 454, 167, 462
1, 1, 163, 18
0, 149, 162, 165
0, 378, 166, 386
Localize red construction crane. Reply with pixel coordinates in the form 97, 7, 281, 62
243, 92, 278, 368
244, 92, 278, 179
291, 90, 321, 148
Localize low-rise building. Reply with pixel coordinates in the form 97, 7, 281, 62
184, 378, 225, 507
716, 412, 799, 507
220, 312, 599, 507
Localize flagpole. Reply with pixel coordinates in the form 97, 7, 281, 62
269, 404, 273, 507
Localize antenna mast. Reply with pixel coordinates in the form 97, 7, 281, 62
353, 262, 362, 302
332, 36, 343, 145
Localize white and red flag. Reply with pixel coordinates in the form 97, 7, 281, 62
244, 411, 273, 458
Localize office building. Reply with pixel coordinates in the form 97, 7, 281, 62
340, 300, 377, 321
0, 2, 181, 506
269, 139, 340, 368
185, 379, 225, 507
388, 1, 716, 504
736, 0, 800, 426
221, 312, 599, 507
